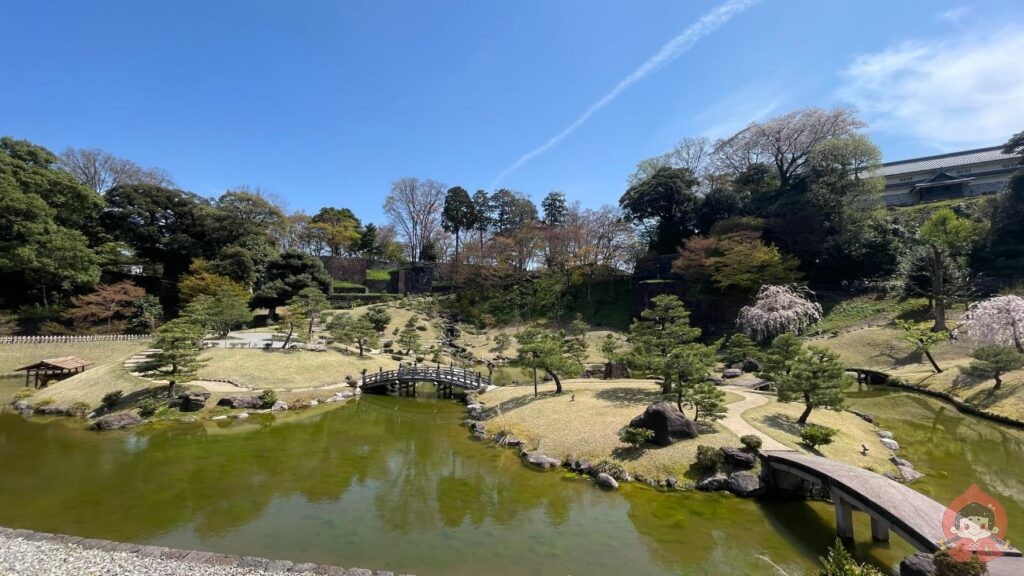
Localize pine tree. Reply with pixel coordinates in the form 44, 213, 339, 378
144, 318, 206, 398
628, 295, 702, 393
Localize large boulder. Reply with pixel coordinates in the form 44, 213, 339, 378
696, 474, 729, 492
271, 400, 289, 411
34, 404, 72, 416
722, 368, 743, 379
720, 447, 756, 470
217, 396, 263, 410
595, 473, 619, 490
91, 412, 143, 431
899, 553, 936, 576
726, 472, 763, 497
524, 452, 561, 470
603, 362, 631, 380
176, 391, 210, 412
628, 402, 698, 446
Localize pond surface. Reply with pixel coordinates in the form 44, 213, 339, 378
1, 387, 1019, 575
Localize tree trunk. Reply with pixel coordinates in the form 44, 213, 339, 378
797, 392, 813, 425
167, 379, 176, 399
358, 341, 364, 357
924, 350, 943, 373
532, 365, 538, 398
661, 373, 672, 395
994, 371, 1003, 391
545, 368, 563, 394
931, 246, 948, 332
282, 326, 294, 349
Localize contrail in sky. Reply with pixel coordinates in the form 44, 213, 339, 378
491, 0, 762, 187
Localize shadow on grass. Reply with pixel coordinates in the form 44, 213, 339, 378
611, 446, 644, 461
761, 413, 802, 438
491, 390, 560, 414
593, 386, 661, 408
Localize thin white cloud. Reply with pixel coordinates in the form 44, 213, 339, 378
697, 91, 787, 139
838, 28, 1024, 150
491, 0, 761, 187
937, 5, 971, 24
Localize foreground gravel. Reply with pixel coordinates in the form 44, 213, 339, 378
0, 529, 409, 576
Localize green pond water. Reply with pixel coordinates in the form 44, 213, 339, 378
0, 386, 1021, 576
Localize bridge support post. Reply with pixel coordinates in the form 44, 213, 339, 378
870, 516, 890, 542
831, 487, 855, 540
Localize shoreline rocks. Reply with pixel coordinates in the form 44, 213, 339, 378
91, 412, 143, 431
217, 396, 262, 410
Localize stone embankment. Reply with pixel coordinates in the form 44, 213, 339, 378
0, 527, 410, 576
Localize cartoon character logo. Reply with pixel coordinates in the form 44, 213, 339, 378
940, 484, 1011, 562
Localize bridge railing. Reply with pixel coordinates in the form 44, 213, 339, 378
362, 365, 491, 389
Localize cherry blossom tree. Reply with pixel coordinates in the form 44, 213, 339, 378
956, 295, 1024, 353
737, 285, 823, 343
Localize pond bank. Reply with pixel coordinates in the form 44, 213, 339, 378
0, 527, 408, 576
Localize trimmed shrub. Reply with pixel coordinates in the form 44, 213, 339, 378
740, 434, 763, 452
801, 424, 838, 449
101, 390, 124, 409
695, 445, 724, 474
932, 549, 987, 576
258, 389, 278, 408
137, 398, 159, 416
619, 427, 655, 450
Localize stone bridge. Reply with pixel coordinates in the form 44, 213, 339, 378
762, 450, 1022, 575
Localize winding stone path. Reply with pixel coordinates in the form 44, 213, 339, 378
720, 386, 790, 451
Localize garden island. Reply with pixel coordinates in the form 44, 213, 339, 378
3, 3, 1024, 576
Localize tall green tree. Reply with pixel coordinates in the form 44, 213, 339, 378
185, 288, 253, 338
328, 313, 380, 357
895, 320, 948, 373
471, 189, 494, 252
514, 327, 581, 394
764, 338, 847, 425
619, 166, 700, 254
913, 208, 979, 331
666, 342, 718, 415
442, 186, 477, 264
251, 250, 332, 318
143, 317, 206, 398
628, 294, 702, 394
541, 191, 569, 226
397, 317, 422, 354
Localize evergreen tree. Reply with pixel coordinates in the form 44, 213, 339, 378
628, 294, 702, 393
143, 318, 206, 398
328, 313, 380, 357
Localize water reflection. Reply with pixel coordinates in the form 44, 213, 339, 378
1, 390, 1010, 575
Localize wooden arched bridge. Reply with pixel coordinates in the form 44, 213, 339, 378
361, 364, 491, 397
762, 450, 1022, 575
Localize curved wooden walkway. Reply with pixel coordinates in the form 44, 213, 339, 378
762, 450, 1022, 575
362, 365, 490, 392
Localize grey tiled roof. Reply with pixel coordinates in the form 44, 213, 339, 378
876, 146, 1019, 177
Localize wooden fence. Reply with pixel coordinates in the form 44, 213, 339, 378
0, 334, 152, 345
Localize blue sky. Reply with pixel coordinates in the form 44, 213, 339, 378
4, 0, 1024, 222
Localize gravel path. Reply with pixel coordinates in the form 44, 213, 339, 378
0, 529, 408, 576
720, 386, 791, 451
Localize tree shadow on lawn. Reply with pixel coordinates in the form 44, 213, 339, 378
491, 390, 560, 414
593, 386, 661, 408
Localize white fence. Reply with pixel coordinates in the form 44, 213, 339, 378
0, 334, 152, 345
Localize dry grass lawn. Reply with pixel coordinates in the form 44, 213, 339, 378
819, 325, 1024, 421
482, 379, 741, 480
198, 347, 398, 390
0, 341, 148, 375
743, 401, 897, 475
31, 362, 160, 406
1, 341, 153, 408
458, 325, 628, 365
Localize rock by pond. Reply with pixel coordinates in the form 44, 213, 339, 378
720, 447, 756, 470
628, 402, 698, 446
218, 396, 262, 410
697, 474, 729, 492
595, 473, 619, 490
175, 391, 210, 412
91, 412, 143, 431
726, 472, 763, 497
524, 452, 561, 470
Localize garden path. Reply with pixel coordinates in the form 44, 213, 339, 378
720, 386, 791, 451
